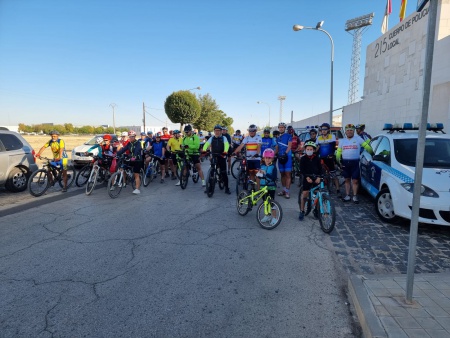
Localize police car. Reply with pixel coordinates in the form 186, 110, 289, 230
360, 123, 450, 226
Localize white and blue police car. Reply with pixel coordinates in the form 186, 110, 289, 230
360, 123, 450, 226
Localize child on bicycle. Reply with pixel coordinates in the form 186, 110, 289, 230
257, 148, 278, 226
298, 141, 323, 221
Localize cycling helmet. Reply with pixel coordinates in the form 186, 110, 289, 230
173, 129, 180, 134
184, 124, 192, 132
236, 130, 241, 133
356, 124, 365, 130
263, 127, 271, 133
278, 122, 287, 128
121, 131, 128, 137
49, 130, 60, 135
222, 126, 228, 130
214, 124, 222, 130
248, 124, 257, 132
128, 130, 136, 137
199, 131, 203, 135
147, 131, 153, 135
309, 128, 317, 134
262, 148, 275, 158
140, 132, 146, 136
103, 134, 112, 141
155, 132, 162, 137
96, 136, 104, 144
345, 123, 356, 131
304, 141, 317, 149
320, 123, 331, 130
273, 130, 280, 136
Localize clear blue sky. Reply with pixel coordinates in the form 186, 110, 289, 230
0, 0, 417, 132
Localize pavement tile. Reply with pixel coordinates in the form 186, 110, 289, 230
425, 306, 450, 318
388, 288, 406, 297
403, 328, 431, 338
424, 329, 450, 338
415, 317, 445, 330
415, 281, 437, 290
435, 316, 450, 330
394, 316, 421, 329
379, 316, 408, 338
406, 308, 431, 318
384, 305, 412, 317
416, 297, 440, 307
374, 305, 390, 316
371, 288, 392, 297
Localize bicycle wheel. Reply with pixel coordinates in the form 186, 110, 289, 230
192, 166, 199, 183
28, 169, 50, 197
206, 168, 215, 197
256, 199, 283, 230
291, 169, 295, 184
318, 193, 336, 233
75, 165, 91, 187
231, 159, 241, 179
108, 172, 123, 198
236, 191, 251, 216
58, 165, 76, 188
180, 164, 189, 189
304, 197, 312, 216
85, 168, 98, 195
143, 164, 153, 187
218, 169, 225, 190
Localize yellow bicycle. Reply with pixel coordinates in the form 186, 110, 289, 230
236, 180, 283, 230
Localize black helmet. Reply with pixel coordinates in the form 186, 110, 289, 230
263, 127, 271, 132
356, 124, 365, 130
214, 124, 222, 130
309, 128, 317, 134
273, 130, 280, 136
236, 129, 241, 133
184, 124, 192, 132
320, 123, 331, 130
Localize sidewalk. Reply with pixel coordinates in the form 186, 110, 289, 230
349, 273, 450, 338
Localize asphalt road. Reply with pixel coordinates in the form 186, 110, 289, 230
0, 164, 358, 338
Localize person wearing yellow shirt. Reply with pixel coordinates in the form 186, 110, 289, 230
167, 130, 183, 183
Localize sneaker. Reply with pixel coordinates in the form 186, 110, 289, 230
62, 187, 67, 193
109, 186, 115, 191
160, 179, 165, 183
225, 187, 231, 194
132, 189, 140, 194
353, 195, 359, 204
342, 195, 351, 202
261, 215, 271, 223
285, 192, 290, 199
202, 180, 206, 187
313, 209, 319, 219
270, 218, 278, 226
298, 211, 305, 221
175, 181, 181, 186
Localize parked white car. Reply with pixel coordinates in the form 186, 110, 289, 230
72, 134, 118, 168
360, 123, 450, 226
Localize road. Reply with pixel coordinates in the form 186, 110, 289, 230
0, 163, 357, 338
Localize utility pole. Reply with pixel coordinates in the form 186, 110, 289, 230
278, 96, 286, 123
109, 103, 117, 134
143, 102, 146, 133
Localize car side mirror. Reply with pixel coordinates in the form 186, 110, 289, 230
373, 153, 389, 162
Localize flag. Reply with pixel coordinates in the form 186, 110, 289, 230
381, 0, 392, 34
400, 0, 408, 21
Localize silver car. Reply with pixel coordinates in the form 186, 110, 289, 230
0, 130, 39, 192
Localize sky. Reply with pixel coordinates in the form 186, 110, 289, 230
0, 0, 419, 132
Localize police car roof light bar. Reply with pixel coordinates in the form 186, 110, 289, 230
383, 122, 445, 134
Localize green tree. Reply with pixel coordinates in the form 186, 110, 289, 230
164, 90, 201, 130
193, 94, 223, 131
64, 123, 74, 134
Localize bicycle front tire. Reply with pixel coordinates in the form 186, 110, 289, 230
75, 165, 91, 187
180, 164, 189, 189
108, 172, 123, 198
85, 168, 98, 195
318, 193, 336, 233
143, 164, 152, 187
206, 167, 215, 197
256, 199, 283, 230
28, 169, 50, 197
57, 165, 76, 188
231, 159, 241, 179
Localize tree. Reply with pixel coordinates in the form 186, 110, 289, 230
194, 94, 223, 131
164, 91, 201, 130
64, 123, 74, 134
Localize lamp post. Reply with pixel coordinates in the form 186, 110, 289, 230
293, 21, 334, 127
186, 86, 201, 91
109, 103, 117, 134
257, 101, 271, 128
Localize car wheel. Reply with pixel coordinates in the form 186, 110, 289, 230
375, 188, 399, 223
5, 167, 29, 192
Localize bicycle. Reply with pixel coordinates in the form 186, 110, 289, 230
75, 153, 112, 188
204, 152, 225, 197
28, 157, 76, 197
178, 150, 200, 189
230, 147, 246, 179
85, 155, 112, 195
233, 154, 249, 196
320, 157, 345, 194
142, 152, 161, 187
236, 178, 283, 230
299, 175, 336, 233
107, 156, 143, 198
290, 151, 302, 186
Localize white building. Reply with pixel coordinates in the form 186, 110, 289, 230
343, 1, 450, 136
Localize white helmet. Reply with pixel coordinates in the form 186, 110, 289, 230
96, 137, 104, 144
121, 131, 128, 137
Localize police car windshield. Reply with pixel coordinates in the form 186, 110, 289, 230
394, 138, 450, 168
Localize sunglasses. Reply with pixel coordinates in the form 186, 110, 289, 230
248, 129, 257, 132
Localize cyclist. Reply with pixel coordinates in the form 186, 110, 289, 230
117, 131, 130, 154
221, 126, 233, 175
167, 129, 182, 183
305, 128, 318, 151
275, 122, 292, 199
160, 127, 172, 178
146, 132, 166, 183
336, 124, 373, 204
102, 135, 115, 156
146, 131, 154, 144
261, 127, 277, 157
233, 124, 262, 183
182, 124, 206, 187
35, 130, 69, 192
84, 136, 114, 173
356, 124, 372, 142
298, 141, 323, 221
317, 123, 341, 197
202, 125, 231, 194
257, 148, 278, 226
232, 129, 243, 153
287, 126, 299, 153
205, 132, 212, 143
116, 130, 143, 195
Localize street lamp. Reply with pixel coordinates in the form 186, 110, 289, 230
293, 21, 334, 127
109, 103, 117, 134
186, 86, 201, 91
257, 101, 271, 127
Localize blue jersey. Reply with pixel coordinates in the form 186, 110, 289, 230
276, 133, 292, 156
261, 137, 276, 156
260, 164, 277, 189
152, 141, 165, 157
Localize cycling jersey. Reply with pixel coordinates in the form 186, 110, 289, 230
44, 138, 67, 159
232, 134, 243, 146
151, 141, 165, 157
276, 133, 292, 155
242, 135, 262, 158
290, 134, 299, 152
182, 134, 201, 155
117, 140, 142, 159
337, 135, 366, 160
167, 137, 182, 152
259, 163, 277, 189
261, 137, 276, 156
160, 133, 171, 143
203, 136, 229, 153
317, 134, 336, 157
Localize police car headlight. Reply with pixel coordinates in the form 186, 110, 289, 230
401, 183, 439, 198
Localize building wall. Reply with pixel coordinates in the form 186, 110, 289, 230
343, 1, 450, 137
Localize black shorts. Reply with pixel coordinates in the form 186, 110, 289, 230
131, 160, 143, 174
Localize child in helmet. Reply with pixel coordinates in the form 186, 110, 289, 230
298, 141, 323, 221
257, 148, 279, 226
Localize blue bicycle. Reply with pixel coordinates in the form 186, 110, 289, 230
142, 152, 161, 187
